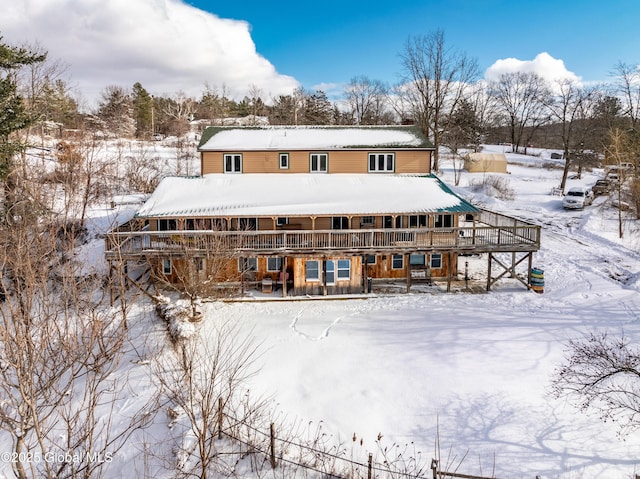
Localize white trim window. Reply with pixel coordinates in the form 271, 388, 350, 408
238, 257, 258, 272
360, 216, 375, 227
306, 260, 320, 281
224, 153, 242, 173
430, 253, 442, 269
310, 153, 328, 173
267, 257, 283, 272
337, 259, 350, 280
279, 153, 290, 169
162, 258, 172, 275
368, 153, 395, 172
325, 260, 335, 285
391, 255, 404, 269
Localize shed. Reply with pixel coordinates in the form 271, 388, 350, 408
464, 153, 508, 173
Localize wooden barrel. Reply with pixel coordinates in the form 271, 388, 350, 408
530, 267, 544, 293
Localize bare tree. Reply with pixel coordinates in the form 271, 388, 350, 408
552, 331, 640, 436
399, 30, 479, 171
52, 137, 113, 228
155, 319, 262, 479
605, 127, 640, 235
0, 202, 154, 479
149, 224, 251, 319
612, 61, 640, 129
547, 79, 598, 190
488, 71, 552, 154
344, 76, 390, 125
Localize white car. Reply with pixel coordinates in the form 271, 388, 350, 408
562, 186, 594, 209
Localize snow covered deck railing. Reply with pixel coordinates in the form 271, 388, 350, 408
105, 214, 540, 260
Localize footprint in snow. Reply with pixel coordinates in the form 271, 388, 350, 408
290, 309, 342, 341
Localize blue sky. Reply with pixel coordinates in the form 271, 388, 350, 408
2, 0, 639, 105
191, 0, 639, 90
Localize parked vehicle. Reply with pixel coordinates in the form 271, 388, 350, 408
562, 186, 594, 209
592, 179, 610, 196
605, 172, 620, 184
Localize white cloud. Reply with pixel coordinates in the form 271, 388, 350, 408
484, 52, 581, 84
1, 0, 299, 107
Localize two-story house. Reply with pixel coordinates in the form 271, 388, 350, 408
105, 125, 540, 297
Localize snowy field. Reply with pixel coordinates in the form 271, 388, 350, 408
191, 148, 640, 479
3, 142, 640, 479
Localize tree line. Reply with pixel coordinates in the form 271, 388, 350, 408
5, 30, 640, 176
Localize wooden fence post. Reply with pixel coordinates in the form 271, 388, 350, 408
270, 423, 277, 469
368, 453, 372, 479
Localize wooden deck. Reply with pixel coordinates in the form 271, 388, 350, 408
105, 210, 540, 260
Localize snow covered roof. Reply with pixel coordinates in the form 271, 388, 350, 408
135, 174, 477, 219
198, 126, 432, 151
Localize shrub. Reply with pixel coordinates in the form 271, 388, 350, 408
468, 175, 515, 201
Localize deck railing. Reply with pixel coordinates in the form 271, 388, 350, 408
105, 211, 540, 260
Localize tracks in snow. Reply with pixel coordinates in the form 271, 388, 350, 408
290, 309, 343, 341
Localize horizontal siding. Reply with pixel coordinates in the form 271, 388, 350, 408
200, 149, 432, 175
201, 152, 222, 173
396, 150, 431, 174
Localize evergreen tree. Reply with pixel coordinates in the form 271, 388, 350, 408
93, 85, 135, 137
304, 90, 333, 125
0, 37, 46, 180
269, 94, 297, 125
40, 78, 80, 128
444, 99, 481, 151
132, 82, 153, 138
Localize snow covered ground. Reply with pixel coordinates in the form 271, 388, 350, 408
192, 149, 640, 479
3, 143, 639, 479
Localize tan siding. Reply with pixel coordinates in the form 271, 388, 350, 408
314, 217, 332, 230
200, 149, 432, 174
282, 217, 314, 229
289, 152, 312, 173
201, 152, 223, 174
395, 150, 431, 174
241, 152, 278, 173
328, 151, 366, 173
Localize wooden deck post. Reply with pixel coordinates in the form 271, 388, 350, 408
405, 254, 411, 293
322, 257, 328, 296
446, 252, 452, 292
486, 253, 492, 291
281, 256, 288, 297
